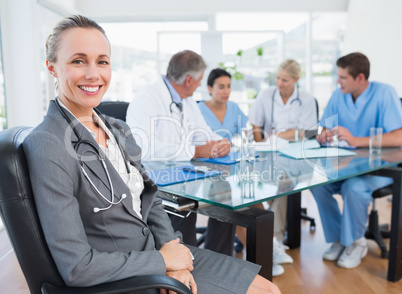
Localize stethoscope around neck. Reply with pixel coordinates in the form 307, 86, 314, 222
54, 98, 129, 213
163, 77, 183, 114
271, 85, 302, 127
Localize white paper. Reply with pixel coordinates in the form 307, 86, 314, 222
251, 135, 289, 152
284, 139, 321, 151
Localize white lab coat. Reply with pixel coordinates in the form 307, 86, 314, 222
126, 75, 221, 161
248, 85, 317, 136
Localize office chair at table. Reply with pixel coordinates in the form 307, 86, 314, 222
365, 184, 393, 258
366, 98, 402, 258
96, 101, 129, 121
0, 127, 191, 294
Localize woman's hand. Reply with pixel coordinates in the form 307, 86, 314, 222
160, 270, 197, 294
159, 238, 194, 272
194, 139, 231, 158
211, 138, 231, 158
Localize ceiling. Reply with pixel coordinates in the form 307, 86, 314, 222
38, 0, 349, 22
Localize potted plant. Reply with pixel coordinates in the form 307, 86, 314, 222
256, 46, 263, 64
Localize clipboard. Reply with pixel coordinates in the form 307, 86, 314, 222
192, 151, 259, 165
147, 165, 222, 186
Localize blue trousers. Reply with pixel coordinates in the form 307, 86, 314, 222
311, 175, 393, 246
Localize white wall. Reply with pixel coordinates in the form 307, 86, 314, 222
344, 0, 402, 95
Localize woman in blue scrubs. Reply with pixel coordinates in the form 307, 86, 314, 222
198, 68, 247, 142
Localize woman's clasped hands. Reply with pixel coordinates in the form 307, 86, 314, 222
159, 238, 197, 294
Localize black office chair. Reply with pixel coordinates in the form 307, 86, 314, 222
365, 184, 393, 258
0, 127, 191, 294
96, 101, 129, 122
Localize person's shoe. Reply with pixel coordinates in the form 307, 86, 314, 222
272, 263, 285, 276
337, 238, 368, 269
323, 241, 345, 261
273, 237, 293, 264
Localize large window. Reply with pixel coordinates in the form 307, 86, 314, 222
101, 21, 207, 102
99, 12, 346, 115
311, 12, 347, 114
215, 12, 346, 116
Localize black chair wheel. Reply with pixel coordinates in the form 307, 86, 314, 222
381, 250, 389, 259
234, 236, 244, 253
310, 220, 316, 230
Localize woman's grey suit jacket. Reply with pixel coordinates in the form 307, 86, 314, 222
24, 101, 180, 287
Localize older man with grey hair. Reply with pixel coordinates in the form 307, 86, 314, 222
126, 50, 234, 255
127, 50, 230, 161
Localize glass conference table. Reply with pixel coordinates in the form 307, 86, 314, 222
144, 147, 402, 282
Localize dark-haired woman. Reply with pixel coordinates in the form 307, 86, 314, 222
198, 68, 247, 141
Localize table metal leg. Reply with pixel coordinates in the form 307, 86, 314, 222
286, 192, 301, 249
371, 167, 402, 282
197, 205, 274, 280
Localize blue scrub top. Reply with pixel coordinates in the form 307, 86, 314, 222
198, 101, 248, 141
320, 81, 402, 137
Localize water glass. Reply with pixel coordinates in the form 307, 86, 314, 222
369, 127, 382, 155
241, 127, 255, 157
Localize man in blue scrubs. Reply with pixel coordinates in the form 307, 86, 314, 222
312, 52, 402, 269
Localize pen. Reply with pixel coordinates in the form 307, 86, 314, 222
236, 157, 255, 163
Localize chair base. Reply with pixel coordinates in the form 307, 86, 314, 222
301, 208, 316, 231
365, 209, 390, 259
196, 227, 207, 247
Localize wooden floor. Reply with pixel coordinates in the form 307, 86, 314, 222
1, 191, 402, 293
271, 192, 402, 294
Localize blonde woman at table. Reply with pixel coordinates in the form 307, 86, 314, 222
248, 59, 318, 275
23, 14, 280, 294
249, 59, 317, 141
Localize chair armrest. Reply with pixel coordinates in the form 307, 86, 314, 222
41, 274, 192, 294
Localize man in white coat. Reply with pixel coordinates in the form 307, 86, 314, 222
127, 50, 230, 161
126, 50, 235, 256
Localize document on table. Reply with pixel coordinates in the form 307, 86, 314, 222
284, 139, 321, 151
279, 147, 356, 159
250, 135, 289, 152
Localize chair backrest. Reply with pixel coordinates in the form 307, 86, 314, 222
314, 97, 319, 122
96, 101, 129, 121
0, 127, 65, 294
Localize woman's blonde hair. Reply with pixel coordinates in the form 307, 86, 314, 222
46, 15, 109, 63
277, 59, 301, 80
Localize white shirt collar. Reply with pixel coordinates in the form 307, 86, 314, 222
57, 98, 115, 144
